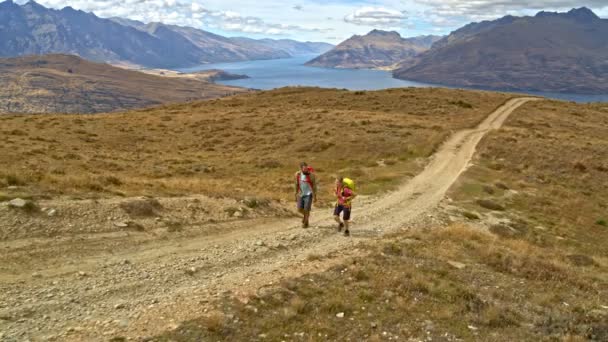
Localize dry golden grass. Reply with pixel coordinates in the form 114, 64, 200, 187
449, 99, 608, 258
156, 224, 607, 341
0, 87, 511, 204
155, 99, 608, 341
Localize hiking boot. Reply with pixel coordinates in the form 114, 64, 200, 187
303, 222, 309, 229
344, 229, 350, 237
338, 222, 344, 232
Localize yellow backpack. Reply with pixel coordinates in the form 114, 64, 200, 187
342, 178, 355, 191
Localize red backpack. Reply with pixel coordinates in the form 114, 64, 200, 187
297, 167, 315, 190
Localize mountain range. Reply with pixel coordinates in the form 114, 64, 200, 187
305, 30, 442, 69
394, 8, 608, 94
0, 0, 332, 69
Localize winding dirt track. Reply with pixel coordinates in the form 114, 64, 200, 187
0, 98, 537, 341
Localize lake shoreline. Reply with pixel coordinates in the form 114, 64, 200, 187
175, 55, 608, 104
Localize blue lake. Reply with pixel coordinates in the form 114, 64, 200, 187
178, 55, 608, 103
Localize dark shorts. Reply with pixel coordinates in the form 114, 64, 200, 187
297, 195, 313, 212
334, 205, 351, 221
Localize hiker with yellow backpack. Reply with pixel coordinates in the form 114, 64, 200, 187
334, 176, 356, 236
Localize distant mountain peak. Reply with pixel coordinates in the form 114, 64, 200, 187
567, 7, 599, 20
0, 0, 17, 9
367, 29, 401, 38
536, 7, 599, 21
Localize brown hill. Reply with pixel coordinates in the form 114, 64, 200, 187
394, 8, 608, 94
0, 54, 246, 114
0, 87, 511, 200
306, 30, 435, 69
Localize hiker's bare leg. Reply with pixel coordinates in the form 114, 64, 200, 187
334, 215, 342, 224
303, 211, 310, 227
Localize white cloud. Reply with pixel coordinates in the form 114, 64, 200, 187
415, 0, 608, 22
16, 0, 608, 43
344, 7, 408, 27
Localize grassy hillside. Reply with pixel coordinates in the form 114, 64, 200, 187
155, 99, 608, 341
0, 87, 511, 204
0, 54, 246, 114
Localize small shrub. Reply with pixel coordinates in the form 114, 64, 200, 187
477, 199, 505, 211
482, 185, 495, 195
449, 100, 473, 109
566, 254, 597, 267
224, 207, 239, 216
463, 211, 480, 220
596, 219, 607, 227
201, 312, 225, 332
353, 269, 370, 281
120, 198, 162, 217
103, 175, 123, 186
87, 183, 104, 192
244, 197, 270, 209
495, 182, 509, 190
5, 174, 26, 186
165, 220, 183, 232
257, 159, 282, 169
307, 254, 323, 261
489, 224, 520, 238
573, 161, 587, 172
382, 243, 402, 256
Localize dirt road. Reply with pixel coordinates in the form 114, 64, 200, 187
0, 98, 537, 341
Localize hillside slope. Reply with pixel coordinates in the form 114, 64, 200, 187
394, 8, 608, 94
0, 54, 246, 114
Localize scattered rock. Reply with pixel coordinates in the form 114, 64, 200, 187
468, 325, 478, 331
447, 260, 466, 269
255, 240, 266, 247
78, 271, 87, 277
336, 312, 345, 318
8, 198, 28, 208
185, 267, 197, 276
47, 209, 58, 217
8, 198, 38, 212
233, 211, 243, 218
32, 272, 42, 278
114, 221, 145, 231
114, 302, 126, 310
114, 222, 129, 228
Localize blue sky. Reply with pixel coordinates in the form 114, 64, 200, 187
16, 0, 608, 43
